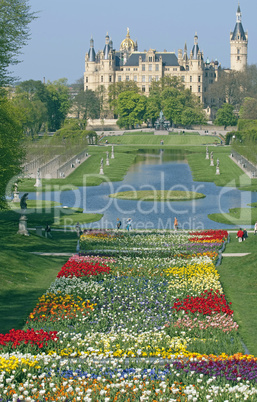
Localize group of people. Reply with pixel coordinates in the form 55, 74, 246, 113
237, 221, 257, 242
116, 218, 132, 231
236, 228, 248, 242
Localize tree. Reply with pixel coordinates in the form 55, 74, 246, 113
0, 98, 24, 209
108, 81, 139, 114
13, 95, 47, 137
149, 76, 185, 96
145, 95, 161, 126
0, 1, 35, 209
45, 79, 71, 131
239, 97, 257, 120
180, 107, 206, 126
73, 89, 100, 120
116, 91, 147, 129
0, 0, 35, 87
160, 87, 206, 126
214, 103, 238, 128
16, 79, 48, 103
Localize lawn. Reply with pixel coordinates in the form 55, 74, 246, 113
0, 204, 102, 333
218, 232, 257, 355
186, 146, 257, 191
109, 190, 206, 201
102, 133, 220, 146
209, 203, 257, 225
5, 201, 103, 228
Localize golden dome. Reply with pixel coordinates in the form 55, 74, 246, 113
120, 28, 136, 51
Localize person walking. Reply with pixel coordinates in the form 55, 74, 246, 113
116, 218, 122, 229
237, 228, 244, 242
45, 224, 52, 238
174, 217, 178, 231
254, 221, 257, 235
126, 218, 132, 231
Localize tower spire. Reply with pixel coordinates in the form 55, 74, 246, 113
230, 3, 248, 71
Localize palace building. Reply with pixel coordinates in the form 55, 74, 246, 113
84, 5, 247, 109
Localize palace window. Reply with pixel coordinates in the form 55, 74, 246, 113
118, 76, 121, 82
142, 85, 145, 92
181, 76, 185, 82
149, 75, 152, 82
198, 86, 201, 92
109, 75, 112, 82
126, 75, 129, 81
237, 48, 240, 54
86, 77, 88, 83
237, 56, 240, 60
86, 86, 88, 91
173, 68, 177, 71
142, 75, 145, 82
149, 56, 152, 62
142, 64, 145, 71
155, 64, 159, 71
198, 76, 201, 82
156, 76, 159, 81
149, 64, 152, 71
101, 76, 103, 82
190, 76, 192, 82
190, 86, 192, 92
134, 75, 137, 81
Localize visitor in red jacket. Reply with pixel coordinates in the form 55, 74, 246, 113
237, 228, 244, 240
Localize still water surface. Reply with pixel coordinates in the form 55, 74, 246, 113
30, 149, 257, 230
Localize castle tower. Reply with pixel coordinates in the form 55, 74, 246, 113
84, 37, 96, 91
230, 4, 248, 71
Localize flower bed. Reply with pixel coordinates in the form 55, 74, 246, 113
1, 229, 257, 401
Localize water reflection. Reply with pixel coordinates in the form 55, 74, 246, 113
29, 149, 257, 230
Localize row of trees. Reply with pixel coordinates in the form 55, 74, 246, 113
13, 78, 71, 134
0, 0, 35, 209
208, 65, 257, 116
71, 77, 207, 129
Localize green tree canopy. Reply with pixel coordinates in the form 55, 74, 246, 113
0, 98, 24, 209
239, 97, 257, 120
45, 79, 71, 131
0, 0, 35, 87
13, 85, 47, 138
116, 91, 147, 129
73, 89, 100, 120
214, 103, 238, 128
108, 81, 139, 114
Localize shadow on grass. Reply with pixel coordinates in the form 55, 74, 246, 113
0, 289, 47, 333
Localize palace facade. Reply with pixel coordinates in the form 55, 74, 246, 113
84, 5, 247, 110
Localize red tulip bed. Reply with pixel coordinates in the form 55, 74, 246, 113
1, 229, 257, 401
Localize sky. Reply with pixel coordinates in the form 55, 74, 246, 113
10, 0, 257, 85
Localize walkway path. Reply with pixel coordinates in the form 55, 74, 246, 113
229, 150, 257, 178
222, 253, 251, 257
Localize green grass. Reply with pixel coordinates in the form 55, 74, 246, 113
109, 190, 206, 201
186, 146, 257, 191
101, 134, 220, 146
219, 233, 257, 355
5, 202, 102, 228
0, 212, 79, 333
0, 200, 104, 333
209, 205, 257, 226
